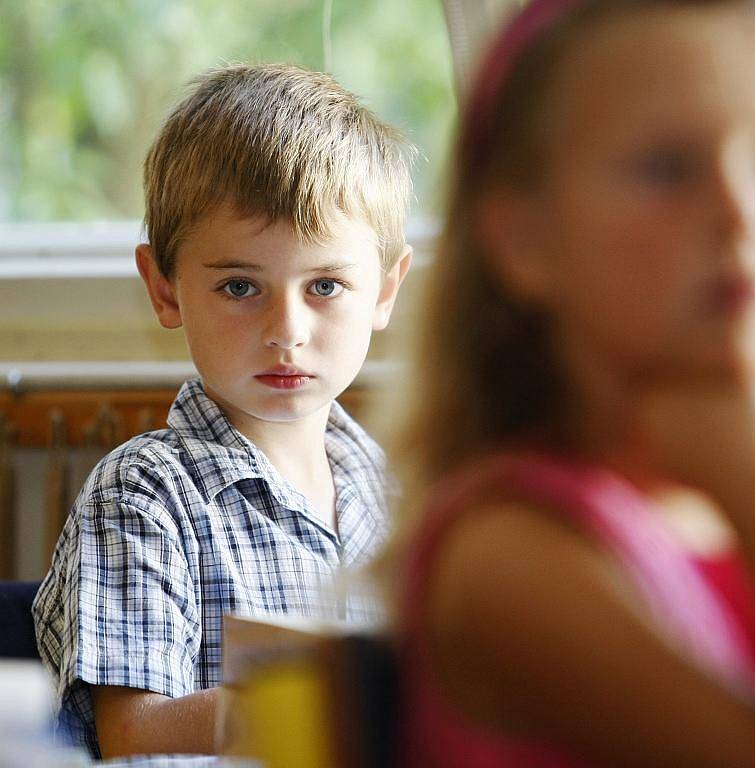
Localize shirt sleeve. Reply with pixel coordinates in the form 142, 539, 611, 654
58, 492, 201, 701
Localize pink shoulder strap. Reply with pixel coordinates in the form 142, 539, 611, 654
403, 452, 754, 691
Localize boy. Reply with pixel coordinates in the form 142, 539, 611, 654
33, 63, 413, 759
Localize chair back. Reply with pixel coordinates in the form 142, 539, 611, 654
326, 634, 401, 768
0, 581, 41, 659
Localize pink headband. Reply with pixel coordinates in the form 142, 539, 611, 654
463, 0, 583, 176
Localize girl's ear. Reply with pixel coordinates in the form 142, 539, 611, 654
135, 244, 183, 329
372, 245, 413, 331
476, 187, 557, 307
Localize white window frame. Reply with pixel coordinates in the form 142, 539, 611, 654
0, 217, 437, 279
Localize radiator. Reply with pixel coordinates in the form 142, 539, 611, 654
0, 362, 379, 579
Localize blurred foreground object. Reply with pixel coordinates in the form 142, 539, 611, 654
220, 614, 399, 768
0, 659, 87, 767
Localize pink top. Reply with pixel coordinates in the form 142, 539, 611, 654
398, 452, 755, 767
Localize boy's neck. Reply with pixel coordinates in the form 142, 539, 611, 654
209, 391, 337, 530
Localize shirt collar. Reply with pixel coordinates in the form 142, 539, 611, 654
167, 378, 266, 502
166, 379, 386, 520
326, 399, 389, 555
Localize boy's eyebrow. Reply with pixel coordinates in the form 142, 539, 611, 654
305, 262, 358, 273
202, 260, 359, 272
203, 260, 264, 271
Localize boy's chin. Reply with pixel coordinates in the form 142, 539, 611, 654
245, 398, 334, 425
204, 385, 333, 430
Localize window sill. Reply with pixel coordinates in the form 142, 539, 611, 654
0, 218, 436, 279
0, 220, 142, 279
0, 358, 398, 392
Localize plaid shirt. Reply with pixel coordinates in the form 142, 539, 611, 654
33, 378, 389, 758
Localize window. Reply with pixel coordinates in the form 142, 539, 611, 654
0, 0, 455, 225
0, 0, 458, 362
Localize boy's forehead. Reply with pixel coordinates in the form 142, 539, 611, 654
175, 201, 381, 270
206, 199, 379, 242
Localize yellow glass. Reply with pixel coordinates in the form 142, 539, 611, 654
223, 653, 336, 768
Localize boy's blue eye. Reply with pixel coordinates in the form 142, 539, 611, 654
309, 279, 343, 297
223, 280, 257, 298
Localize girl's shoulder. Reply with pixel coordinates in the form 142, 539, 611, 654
399, 452, 755, 767
404, 447, 755, 688
401, 449, 641, 655
405, 450, 650, 578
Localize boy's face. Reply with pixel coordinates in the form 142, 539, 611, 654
138, 203, 410, 435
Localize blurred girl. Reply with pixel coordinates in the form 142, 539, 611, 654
391, 1, 755, 765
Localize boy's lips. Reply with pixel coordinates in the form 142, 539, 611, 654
254, 365, 315, 390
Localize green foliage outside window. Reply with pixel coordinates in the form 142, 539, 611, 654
0, 0, 456, 222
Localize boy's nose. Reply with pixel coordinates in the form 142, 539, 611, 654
263, 297, 310, 349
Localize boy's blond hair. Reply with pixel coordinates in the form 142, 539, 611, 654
143, 63, 415, 276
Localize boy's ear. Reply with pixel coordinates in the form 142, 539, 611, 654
476, 188, 557, 307
135, 244, 183, 329
372, 245, 412, 331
